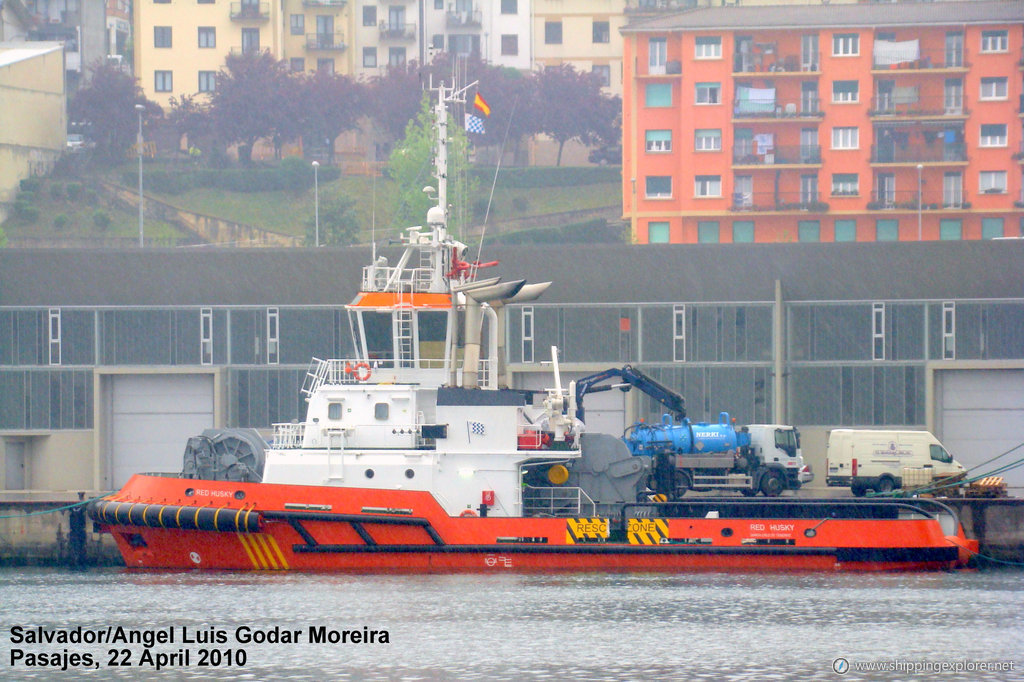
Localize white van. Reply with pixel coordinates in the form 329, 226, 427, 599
826, 429, 965, 496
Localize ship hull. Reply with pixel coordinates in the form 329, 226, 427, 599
91, 475, 975, 573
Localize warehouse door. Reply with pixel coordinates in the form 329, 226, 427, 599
935, 369, 1024, 488
107, 374, 214, 487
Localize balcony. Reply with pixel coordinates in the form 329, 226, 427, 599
446, 7, 481, 28
869, 95, 967, 118
379, 21, 415, 41
732, 145, 822, 166
871, 47, 968, 72
871, 143, 966, 164
733, 53, 819, 75
733, 97, 823, 120
730, 191, 828, 213
230, 2, 269, 21
306, 33, 346, 51
302, 0, 346, 6
866, 190, 971, 211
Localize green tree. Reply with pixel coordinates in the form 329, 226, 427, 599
387, 94, 477, 239
305, 193, 359, 246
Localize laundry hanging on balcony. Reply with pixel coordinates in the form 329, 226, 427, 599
735, 86, 776, 115
873, 39, 920, 66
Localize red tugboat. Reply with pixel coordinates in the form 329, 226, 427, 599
91, 84, 976, 572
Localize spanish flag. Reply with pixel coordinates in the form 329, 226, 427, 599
473, 92, 491, 117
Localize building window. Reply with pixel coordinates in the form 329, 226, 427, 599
876, 219, 899, 241
732, 221, 754, 243
872, 302, 885, 361
501, 34, 518, 56
981, 217, 1004, 239
200, 308, 213, 365
389, 48, 406, 66
362, 48, 377, 68
832, 33, 859, 56
431, 34, 444, 50
154, 26, 172, 48
646, 129, 672, 152
198, 71, 216, 92
694, 128, 720, 151
695, 82, 720, 104
980, 30, 1008, 53
290, 14, 304, 35
267, 307, 279, 365
48, 308, 61, 365
939, 219, 962, 241
521, 306, 534, 363
649, 37, 667, 74
979, 77, 1008, 100
832, 173, 858, 196
834, 219, 856, 242
673, 305, 686, 362
645, 82, 671, 107
694, 175, 720, 197
695, 36, 721, 59
155, 70, 173, 92
698, 221, 719, 243
593, 21, 609, 44
501, 0, 517, 14
942, 301, 955, 359
979, 171, 1006, 194
831, 127, 858, 150
979, 124, 1007, 147
434, 0, 442, 8
592, 64, 610, 87
545, 21, 562, 45
798, 220, 820, 242
648, 221, 670, 243
646, 176, 672, 198
832, 80, 858, 103
198, 27, 215, 48
362, 6, 376, 26
317, 58, 334, 73
290, 58, 305, 72
241, 28, 259, 53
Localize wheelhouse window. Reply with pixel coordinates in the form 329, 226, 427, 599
48, 308, 61, 365
267, 307, 279, 365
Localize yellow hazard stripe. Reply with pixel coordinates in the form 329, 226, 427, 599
264, 535, 289, 570
253, 533, 279, 570
237, 533, 260, 569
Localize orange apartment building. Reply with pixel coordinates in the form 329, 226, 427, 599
622, 1, 1024, 243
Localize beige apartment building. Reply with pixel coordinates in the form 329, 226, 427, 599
0, 42, 65, 223
532, 0, 626, 96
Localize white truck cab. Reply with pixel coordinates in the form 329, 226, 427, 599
826, 429, 965, 496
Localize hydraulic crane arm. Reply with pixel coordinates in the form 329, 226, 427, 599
574, 365, 686, 423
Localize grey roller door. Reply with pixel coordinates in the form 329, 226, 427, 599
109, 374, 214, 487
936, 369, 1024, 488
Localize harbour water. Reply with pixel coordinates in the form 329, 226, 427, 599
1, 568, 1022, 680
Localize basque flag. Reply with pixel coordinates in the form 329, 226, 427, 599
473, 92, 491, 117
465, 113, 485, 134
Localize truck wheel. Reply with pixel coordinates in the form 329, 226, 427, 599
674, 471, 692, 499
876, 477, 895, 494
760, 470, 785, 497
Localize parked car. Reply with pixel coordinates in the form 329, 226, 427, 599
66, 133, 94, 152
588, 144, 621, 165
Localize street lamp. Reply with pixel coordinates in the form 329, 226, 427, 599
135, 104, 146, 248
312, 161, 320, 247
916, 163, 923, 241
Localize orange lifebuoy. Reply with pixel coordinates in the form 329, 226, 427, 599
459, 509, 478, 518
354, 362, 372, 382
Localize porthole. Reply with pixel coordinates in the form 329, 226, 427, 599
405, 469, 415, 479
184, 488, 195, 497
721, 527, 734, 538
234, 490, 246, 500
804, 528, 817, 538
365, 469, 375, 479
